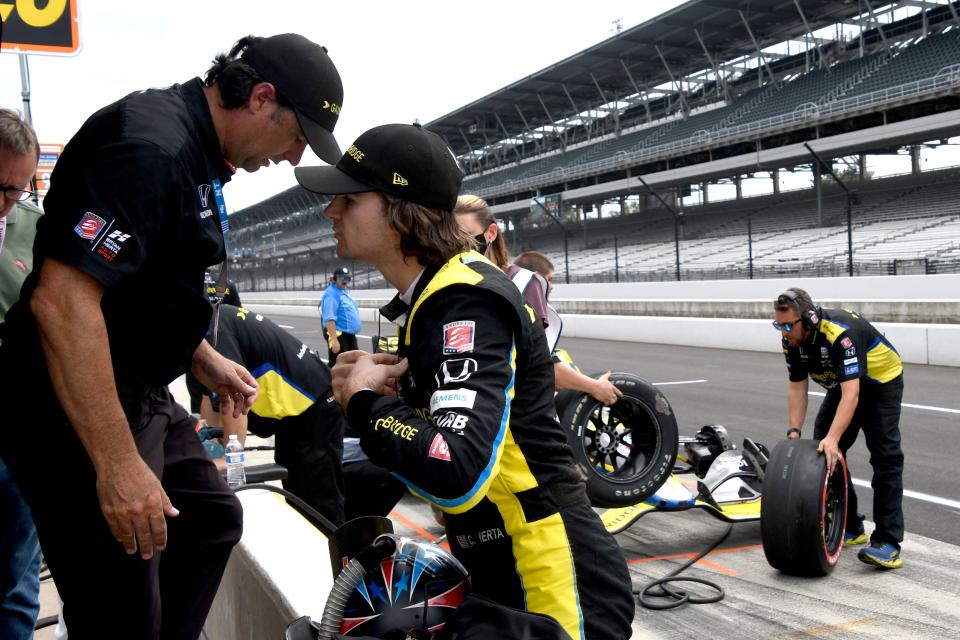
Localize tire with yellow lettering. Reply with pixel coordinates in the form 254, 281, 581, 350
560, 373, 678, 508
761, 439, 848, 576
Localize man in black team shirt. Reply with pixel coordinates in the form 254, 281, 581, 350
0, 35, 344, 638
208, 305, 347, 526
775, 287, 906, 569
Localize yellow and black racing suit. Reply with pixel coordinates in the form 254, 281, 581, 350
783, 307, 905, 546
346, 252, 634, 640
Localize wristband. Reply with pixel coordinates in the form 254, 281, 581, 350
787, 427, 802, 437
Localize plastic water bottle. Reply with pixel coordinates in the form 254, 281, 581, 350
225, 435, 246, 488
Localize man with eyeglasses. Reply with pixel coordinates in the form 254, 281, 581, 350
0, 107, 42, 640
321, 265, 361, 366
774, 287, 906, 569
0, 35, 345, 637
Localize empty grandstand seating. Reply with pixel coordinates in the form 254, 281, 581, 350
461, 28, 960, 199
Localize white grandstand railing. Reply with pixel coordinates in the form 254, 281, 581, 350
476, 64, 960, 199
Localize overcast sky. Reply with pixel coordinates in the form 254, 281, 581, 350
0, 0, 687, 210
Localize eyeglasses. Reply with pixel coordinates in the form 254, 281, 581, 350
771, 320, 800, 332
2, 186, 36, 201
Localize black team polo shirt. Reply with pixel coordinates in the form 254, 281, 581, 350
2, 78, 233, 422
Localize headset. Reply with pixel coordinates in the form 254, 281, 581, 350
777, 289, 820, 329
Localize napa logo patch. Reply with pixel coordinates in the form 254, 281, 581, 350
74, 212, 107, 241
442, 321, 475, 355
428, 433, 451, 462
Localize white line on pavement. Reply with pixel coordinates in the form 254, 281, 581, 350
278, 324, 295, 329
653, 379, 708, 386
808, 391, 959, 414
851, 478, 960, 510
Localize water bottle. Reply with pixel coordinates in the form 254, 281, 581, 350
225, 435, 246, 488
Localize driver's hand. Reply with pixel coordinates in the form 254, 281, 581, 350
787, 429, 801, 440
332, 350, 409, 409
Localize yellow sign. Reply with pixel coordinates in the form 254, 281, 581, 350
0, 0, 80, 56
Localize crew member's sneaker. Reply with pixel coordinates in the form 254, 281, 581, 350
858, 542, 903, 569
843, 531, 869, 547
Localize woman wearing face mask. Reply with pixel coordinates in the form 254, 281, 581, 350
454, 195, 621, 407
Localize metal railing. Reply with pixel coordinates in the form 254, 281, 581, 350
476, 64, 960, 200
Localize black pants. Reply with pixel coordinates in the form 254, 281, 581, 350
814, 376, 905, 547
446, 496, 634, 640
184, 371, 206, 414
323, 330, 358, 367
342, 459, 407, 522
0, 386, 242, 640
249, 401, 346, 527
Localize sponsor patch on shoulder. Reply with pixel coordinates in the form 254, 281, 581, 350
430, 388, 476, 413
843, 357, 857, 365
844, 348, 856, 357
840, 337, 853, 349
428, 433, 451, 461
844, 365, 859, 375
442, 321, 475, 355
74, 212, 107, 240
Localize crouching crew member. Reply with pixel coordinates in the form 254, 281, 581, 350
775, 287, 905, 569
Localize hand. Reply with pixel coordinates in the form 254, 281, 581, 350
330, 338, 341, 354
192, 345, 258, 418
787, 428, 801, 440
817, 436, 841, 476
331, 350, 409, 409
590, 371, 623, 406
95, 453, 178, 560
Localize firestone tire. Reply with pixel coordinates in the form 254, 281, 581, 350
553, 389, 581, 423
761, 439, 848, 576
560, 373, 679, 508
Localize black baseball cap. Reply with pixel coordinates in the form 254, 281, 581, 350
294, 123, 464, 211
240, 34, 343, 164
332, 266, 350, 279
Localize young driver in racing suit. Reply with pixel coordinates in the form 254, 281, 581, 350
295, 123, 634, 640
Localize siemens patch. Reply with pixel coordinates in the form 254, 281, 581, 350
430, 388, 477, 413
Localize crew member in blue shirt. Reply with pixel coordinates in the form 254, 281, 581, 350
320, 266, 360, 365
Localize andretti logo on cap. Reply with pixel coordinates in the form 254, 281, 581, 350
75, 212, 107, 241
442, 321, 475, 355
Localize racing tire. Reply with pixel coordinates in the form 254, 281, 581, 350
761, 439, 848, 576
560, 373, 678, 507
553, 389, 581, 423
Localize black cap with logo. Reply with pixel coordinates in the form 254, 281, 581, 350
294, 123, 464, 211
332, 266, 350, 279
241, 34, 343, 164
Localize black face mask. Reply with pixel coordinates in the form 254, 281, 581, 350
474, 233, 489, 255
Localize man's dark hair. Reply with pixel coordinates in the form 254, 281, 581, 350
774, 287, 815, 316
204, 36, 293, 110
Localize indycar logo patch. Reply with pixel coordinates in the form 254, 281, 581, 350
442, 321, 475, 355
74, 212, 107, 241
840, 337, 853, 349
428, 433, 451, 461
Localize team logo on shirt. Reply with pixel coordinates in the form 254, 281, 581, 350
435, 358, 478, 386
428, 433, 451, 462
74, 212, 107, 241
197, 184, 211, 207
96, 229, 131, 262
430, 388, 476, 413
840, 337, 853, 349
442, 321, 475, 355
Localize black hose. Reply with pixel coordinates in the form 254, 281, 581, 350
234, 483, 338, 538
634, 523, 733, 610
34, 614, 59, 630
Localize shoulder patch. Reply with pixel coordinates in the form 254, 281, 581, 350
442, 321, 475, 355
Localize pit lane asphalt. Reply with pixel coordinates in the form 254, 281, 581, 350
249, 307, 960, 639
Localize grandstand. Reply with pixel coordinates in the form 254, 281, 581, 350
227, 0, 960, 291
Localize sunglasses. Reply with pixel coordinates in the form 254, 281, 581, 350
771, 320, 800, 332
